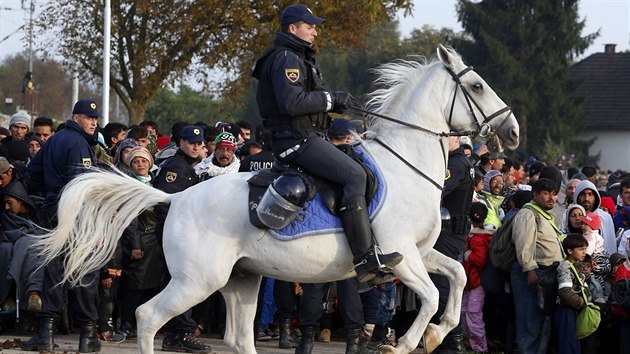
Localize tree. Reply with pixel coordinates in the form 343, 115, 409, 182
36, 0, 413, 124
145, 85, 224, 130
456, 0, 598, 161
0, 52, 97, 121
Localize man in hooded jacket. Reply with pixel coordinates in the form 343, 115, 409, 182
574, 180, 617, 255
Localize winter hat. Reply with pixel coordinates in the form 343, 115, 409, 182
3, 181, 35, 210
483, 170, 502, 192
600, 196, 615, 216
528, 161, 545, 178
610, 253, 627, 266
156, 136, 170, 150
9, 111, 32, 129
581, 212, 601, 231
6, 140, 29, 163
539, 165, 562, 193
114, 138, 139, 166
0, 157, 13, 174
125, 146, 154, 168
214, 132, 237, 150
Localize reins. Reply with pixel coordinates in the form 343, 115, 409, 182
348, 64, 512, 191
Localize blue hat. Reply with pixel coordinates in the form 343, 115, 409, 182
72, 99, 100, 117
180, 126, 204, 143
281, 4, 325, 26
328, 119, 352, 137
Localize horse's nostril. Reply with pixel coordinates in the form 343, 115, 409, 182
511, 127, 519, 140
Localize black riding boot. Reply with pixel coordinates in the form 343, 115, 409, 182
433, 331, 465, 354
295, 326, 315, 354
78, 321, 102, 353
345, 327, 363, 354
20, 317, 55, 351
279, 318, 298, 349
340, 196, 403, 283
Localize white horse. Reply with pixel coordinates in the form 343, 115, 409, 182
37, 45, 518, 354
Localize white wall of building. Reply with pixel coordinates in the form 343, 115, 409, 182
579, 131, 630, 171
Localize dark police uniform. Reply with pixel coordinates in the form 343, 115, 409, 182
22, 100, 101, 352
430, 146, 474, 353
151, 126, 209, 353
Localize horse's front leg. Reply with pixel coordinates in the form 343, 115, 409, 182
388, 250, 441, 354
423, 248, 467, 349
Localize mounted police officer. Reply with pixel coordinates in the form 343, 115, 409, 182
251, 4, 403, 286
430, 134, 475, 354
22, 99, 102, 353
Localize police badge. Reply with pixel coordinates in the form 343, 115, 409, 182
165, 172, 177, 183
82, 158, 92, 168
285, 68, 300, 83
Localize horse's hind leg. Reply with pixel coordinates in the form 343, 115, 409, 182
136, 277, 223, 354
423, 248, 467, 351
220, 272, 262, 354
389, 251, 441, 354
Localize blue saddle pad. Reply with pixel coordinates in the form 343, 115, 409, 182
269, 145, 386, 241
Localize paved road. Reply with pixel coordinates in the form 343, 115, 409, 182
0, 333, 350, 353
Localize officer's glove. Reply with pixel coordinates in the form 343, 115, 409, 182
331, 91, 354, 114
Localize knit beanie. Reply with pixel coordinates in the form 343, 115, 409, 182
214, 132, 237, 150
9, 112, 32, 129
483, 170, 502, 192
600, 196, 615, 216
125, 146, 154, 168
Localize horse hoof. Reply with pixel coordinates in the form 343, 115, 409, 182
422, 323, 440, 354
381, 344, 397, 354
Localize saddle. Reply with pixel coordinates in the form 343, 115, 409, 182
247, 144, 378, 229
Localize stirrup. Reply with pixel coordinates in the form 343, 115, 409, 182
373, 245, 402, 272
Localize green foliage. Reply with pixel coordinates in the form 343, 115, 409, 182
145, 85, 224, 130
456, 0, 598, 163
36, 0, 412, 124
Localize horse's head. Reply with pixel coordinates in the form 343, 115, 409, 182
436, 44, 519, 151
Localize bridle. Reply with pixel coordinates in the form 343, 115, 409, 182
348, 64, 513, 190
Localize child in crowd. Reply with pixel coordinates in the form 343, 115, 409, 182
461, 202, 493, 353
613, 253, 630, 353
554, 233, 589, 354
581, 212, 611, 291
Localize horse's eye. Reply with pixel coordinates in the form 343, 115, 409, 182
472, 83, 483, 92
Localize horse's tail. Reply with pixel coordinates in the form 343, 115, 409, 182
36, 167, 172, 287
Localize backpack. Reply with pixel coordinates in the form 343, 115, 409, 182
612, 278, 630, 312
488, 212, 519, 274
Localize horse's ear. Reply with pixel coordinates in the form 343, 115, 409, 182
437, 44, 454, 69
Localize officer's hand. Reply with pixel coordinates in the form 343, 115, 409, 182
102, 277, 113, 289
331, 91, 354, 114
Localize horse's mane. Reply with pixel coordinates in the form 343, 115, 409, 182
363, 48, 462, 137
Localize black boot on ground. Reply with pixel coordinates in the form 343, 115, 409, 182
20, 317, 55, 352
279, 318, 299, 349
432, 331, 465, 354
295, 326, 315, 354
345, 327, 363, 354
162, 332, 210, 353
78, 321, 102, 353
340, 196, 403, 283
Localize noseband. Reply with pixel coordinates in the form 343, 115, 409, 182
444, 66, 512, 139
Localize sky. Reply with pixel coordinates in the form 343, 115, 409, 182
1, 0, 629, 66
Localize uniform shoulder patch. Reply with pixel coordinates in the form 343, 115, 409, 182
82, 158, 92, 168
445, 169, 451, 180
165, 171, 178, 183
285, 68, 300, 83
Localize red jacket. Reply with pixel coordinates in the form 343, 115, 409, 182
462, 227, 494, 289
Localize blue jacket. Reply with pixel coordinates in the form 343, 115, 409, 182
27, 119, 97, 206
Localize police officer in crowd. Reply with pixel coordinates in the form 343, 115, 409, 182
252, 4, 402, 287
430, 134, 475, 354
22, 99, 102, 352
152, 125, 210, 353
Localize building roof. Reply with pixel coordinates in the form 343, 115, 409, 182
569, 51, 630, 130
